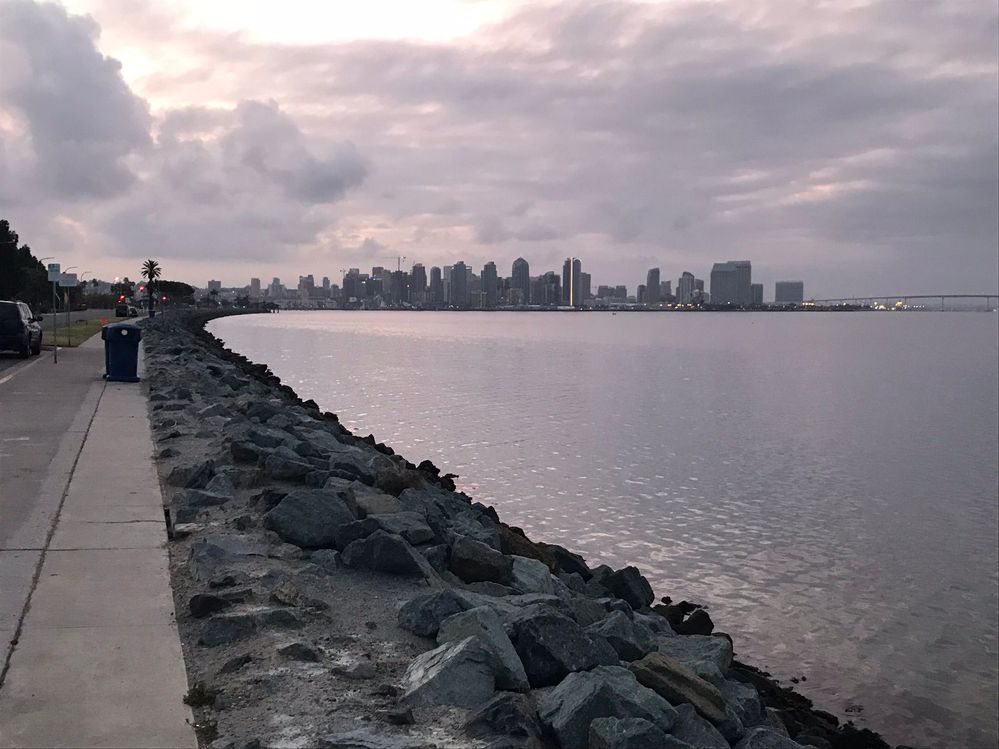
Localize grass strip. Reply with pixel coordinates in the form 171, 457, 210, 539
45, 318, 110, 347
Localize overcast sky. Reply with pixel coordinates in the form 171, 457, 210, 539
1, 0, 996, 296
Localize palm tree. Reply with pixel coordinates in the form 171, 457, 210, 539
141, 259, 161, 315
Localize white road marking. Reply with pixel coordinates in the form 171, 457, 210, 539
0, 356, 46, 387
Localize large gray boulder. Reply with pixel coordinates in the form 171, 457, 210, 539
245, 400, 280, 421
437, 606, 529, 691
263, 489, 356, 549
464, 692, 546, 748
721, 678, 765, 728
204, 471, 235, 496
349, 482, 405, 516
178, 489, 230, 509
587, 611, 658, 662
510, 555, 556, 595
187, 535, 278, 579
449, 535, 514, 585
166, 459, 214, 489
588, 717, 684, 749
734, 727, 807, 749
717, 705, 747, 744
246, 426, 290, 449
189, 593, 232, 618
399, 636, 495, 708
763, 708, 791, 737
230, 441, 261, 463
537, 666, 677, 749
263, 451, 313, 481
340, 530, 428, 576
656, 634, 733, 685
628, 651, 728, 725
633, 611, 674, 636
560, 596, 612, 627
398, 590, 472, 637
670, 704, 729, 748
328, 461, 376, 485
291, 426, 344, 455
542, 544, 592, 579
198, 614, 257, 647
605, 567, 655, 610
399, 487, 502, 549
509, 606, 619, 687
336, 512, 435, 548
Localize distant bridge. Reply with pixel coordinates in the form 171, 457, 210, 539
808, 294, 997, 310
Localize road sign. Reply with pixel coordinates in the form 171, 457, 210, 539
47, 263, 60, 282
60, 273, 78, 287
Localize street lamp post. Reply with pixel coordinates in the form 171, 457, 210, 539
79, 271, 92, 322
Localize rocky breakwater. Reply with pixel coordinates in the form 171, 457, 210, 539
143, 311, 895, 749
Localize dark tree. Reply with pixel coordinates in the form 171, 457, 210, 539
157, 280, 195, 306
0, 219, 49, 309
141, 259, 162, 312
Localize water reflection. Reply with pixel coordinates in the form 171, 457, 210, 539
211, 311, 999, 749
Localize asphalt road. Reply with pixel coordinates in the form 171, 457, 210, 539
0, 309, 114, 374
0, 355, 34, 374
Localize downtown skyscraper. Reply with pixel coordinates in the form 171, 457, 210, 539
562, 257, 582, 307
512, 257, 530, 305
482, 261, 498, 308
710, 261, 752, 305
451, 261, 468, 308
646, 268, 661, 304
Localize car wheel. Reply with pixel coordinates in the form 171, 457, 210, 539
31, 338, 42, 356
19, 337, 30, 358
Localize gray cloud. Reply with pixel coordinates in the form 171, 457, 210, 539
102, 99, 367, 260
475, 215, 511, 244
220, 101, 367, 203
0, 0, 151, 198
0, 1, 368, 274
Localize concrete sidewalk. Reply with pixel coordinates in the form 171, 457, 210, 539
0, 335, 195, 748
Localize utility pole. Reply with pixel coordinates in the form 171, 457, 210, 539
62, 267, 79, 348
43, 261, 61, 363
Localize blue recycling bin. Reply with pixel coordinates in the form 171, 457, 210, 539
101, 323, 142, 382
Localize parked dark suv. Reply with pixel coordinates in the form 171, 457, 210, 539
0, 300, 43, 357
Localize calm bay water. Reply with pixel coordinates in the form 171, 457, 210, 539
210, 311, 999, 748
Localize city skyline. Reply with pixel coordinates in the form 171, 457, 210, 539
204, 255, 811, 308
1, 1, 996, 297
